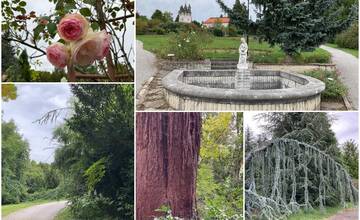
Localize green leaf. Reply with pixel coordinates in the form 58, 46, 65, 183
91, 22, 99, 31
18, 1, 26, 6
80, 8, 91, 16
33, 24, 45, 40
47, 22, 57, 35
83, 0, 96, 5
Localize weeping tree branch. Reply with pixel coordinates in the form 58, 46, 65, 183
246, 138, 358, 220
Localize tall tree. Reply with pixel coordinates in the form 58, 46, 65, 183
18, 50, 31, 82
2, 120, 30, 204
136, 112, 201, 219
216, 0, 248, 32
151, 9, 164, 20
53, 84, 134, 218
258, 112, 340, 160
1, 32, 17, 72
341, 139, 359, 179
253, 0, 353, 55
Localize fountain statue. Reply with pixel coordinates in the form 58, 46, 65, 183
235, 37, 251, 89
237, 38, 248, 70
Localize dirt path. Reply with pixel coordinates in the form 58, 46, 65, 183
3, 201, 67, 220
320, 45, 359, 110
327, 208, 358, 220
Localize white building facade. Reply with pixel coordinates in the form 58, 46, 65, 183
178, 4, 192, 23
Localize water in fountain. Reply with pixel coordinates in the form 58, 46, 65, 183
235, 38, 251, 90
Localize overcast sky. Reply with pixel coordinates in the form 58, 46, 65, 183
16, 1, 134, 72
2, 84, 72, 163
244, 112, 359, 147
137, 0, 257, 22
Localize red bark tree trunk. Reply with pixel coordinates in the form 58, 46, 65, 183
136, 112, 201, 220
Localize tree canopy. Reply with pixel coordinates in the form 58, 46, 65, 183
53, 84, 134, 219
253, 0, 356, 55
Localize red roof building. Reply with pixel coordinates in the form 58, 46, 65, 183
203, 17, 230, 28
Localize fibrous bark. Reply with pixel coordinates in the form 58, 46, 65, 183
245, 138, 358, 220
136, 112, 201, 220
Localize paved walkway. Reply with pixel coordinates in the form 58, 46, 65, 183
321, 45, 359, 109
3, 201, 67, 220
136, 40, 158, 96
327, 208, 358, 220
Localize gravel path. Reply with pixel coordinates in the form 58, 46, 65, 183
327, 208, 358, 220
321, 45, 359, 109
136, 40, 158, 95
3, 201, 67, 220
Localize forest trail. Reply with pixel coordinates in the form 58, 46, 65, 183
320, 45, 359, 109
326, 208, 358, 220
3, 201, 67, 220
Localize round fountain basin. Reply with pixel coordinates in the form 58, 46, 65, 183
162, 69, 325, 111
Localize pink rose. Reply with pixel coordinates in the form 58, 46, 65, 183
96, 30, 111, 60
46, 43, 69, 68
57, 14, 89, 41
72, 30, 111, 66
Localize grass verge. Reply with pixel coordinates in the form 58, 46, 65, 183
137, 35, 331, 64
303, 70, 348, 101
2, 200, 53, 217
326, 43, 358, 58
288, 204, 357, 220
54, 207, 72, 220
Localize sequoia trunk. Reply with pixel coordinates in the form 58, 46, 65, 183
136, 112, 201, 220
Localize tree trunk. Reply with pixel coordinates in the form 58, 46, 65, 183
136, 112, 201, 220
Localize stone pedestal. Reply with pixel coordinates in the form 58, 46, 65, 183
235, 69, 251, 90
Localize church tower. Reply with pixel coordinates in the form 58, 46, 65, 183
178, 3, 192, 23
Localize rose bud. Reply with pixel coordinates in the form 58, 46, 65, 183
46, 43, 69, 68
72, 30, 111, 66
39, 18, 48, 25
57, 14, 89, 42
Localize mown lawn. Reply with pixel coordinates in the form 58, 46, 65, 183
2, 200, 53, 217
137, 35, 331, 64
326, 43, 358, 58
288, 205, 357, 220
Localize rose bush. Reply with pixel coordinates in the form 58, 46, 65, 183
47, 13, 111, 68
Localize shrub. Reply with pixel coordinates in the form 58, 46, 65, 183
163, 31, 212, 60
228, 26, 238, 37
303, 70, 348, 100
213, 28, 224, 37
69, 192, 114, 220
294, 49, 331, 64
154, 27, 166, 35
335, 22, 358, 49
30, 70, 66, 82
136, 18, 148, 35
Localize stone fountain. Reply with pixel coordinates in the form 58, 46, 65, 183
162, 38, 325, 111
